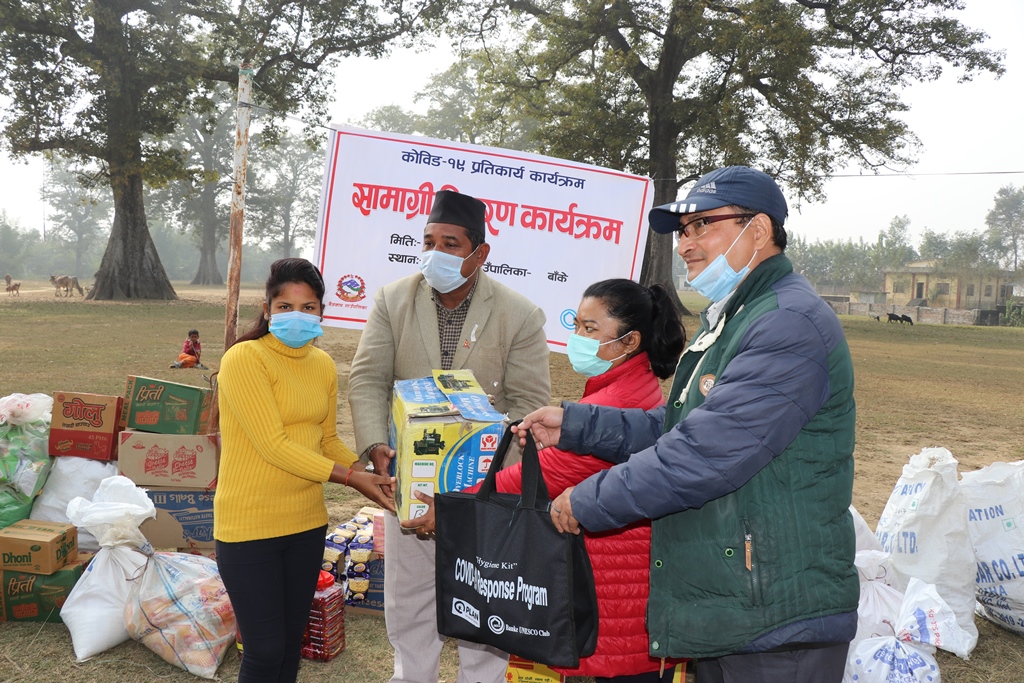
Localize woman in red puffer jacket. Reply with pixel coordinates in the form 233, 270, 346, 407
466, 278, 688, 682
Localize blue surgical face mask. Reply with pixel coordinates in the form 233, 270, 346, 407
686, 217, 757, 302
566, 332, 630, 377
269, 311, 323, 348
419, 246, 479, 293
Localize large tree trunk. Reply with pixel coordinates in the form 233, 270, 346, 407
191, 184, 224, 285
87, 1, 176, 301
88, 170, 178, 300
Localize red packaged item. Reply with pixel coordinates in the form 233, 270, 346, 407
301, 571, 345, 661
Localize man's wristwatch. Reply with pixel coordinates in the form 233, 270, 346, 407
359, 442, 387, 466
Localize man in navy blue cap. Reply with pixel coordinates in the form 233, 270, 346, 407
516, 166, 859, 682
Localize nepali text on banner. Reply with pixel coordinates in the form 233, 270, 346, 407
312, 126, 653, 352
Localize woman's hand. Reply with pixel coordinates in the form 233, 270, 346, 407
399, 491, 435, 538
338, 468, 396, 512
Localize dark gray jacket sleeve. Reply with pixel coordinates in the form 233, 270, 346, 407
559, 402, 666, 463
569, 307, 833, 532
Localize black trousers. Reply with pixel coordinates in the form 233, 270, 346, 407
216, 525, 327, 683
596, 665, 680, 683
695, 643, 849, 683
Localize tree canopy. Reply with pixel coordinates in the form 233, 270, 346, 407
0, 0, 447, 299
985, 184, 1024, 271
439, 0, 1004, 294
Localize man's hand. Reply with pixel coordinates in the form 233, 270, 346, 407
344, 470, 396, 512
512, 406, 564, 450
368, 444, 396, 497
550, 487, 581, 535
399, 491, 436, 538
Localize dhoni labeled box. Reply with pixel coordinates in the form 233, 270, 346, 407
121, 375, 214, 435
390, 369, 506, 521
118, 431, 220, 489
48, 391, 123, 460
0, 520, 78, 575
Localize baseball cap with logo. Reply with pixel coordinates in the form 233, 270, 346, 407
648, 166, 789, 234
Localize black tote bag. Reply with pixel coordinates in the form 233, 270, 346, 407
434, 421, 599, 668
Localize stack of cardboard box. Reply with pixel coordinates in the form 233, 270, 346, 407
0, 519, 89, 623
115, 376, 219, 556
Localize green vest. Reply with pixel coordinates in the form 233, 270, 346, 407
647, 255, 858, 659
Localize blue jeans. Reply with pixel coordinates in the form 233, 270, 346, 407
216, 525, 327, 683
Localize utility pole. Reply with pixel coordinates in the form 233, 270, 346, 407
225, 64, 253, 349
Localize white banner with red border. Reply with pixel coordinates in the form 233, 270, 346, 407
313, 126, 653, 352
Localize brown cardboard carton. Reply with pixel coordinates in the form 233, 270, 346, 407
120, 375, 214, 435
0, 520, 78, 575
0, 553, 93, 622
48, 392, 124, 461
140, 487, 215, 549
118, 431, 220, 489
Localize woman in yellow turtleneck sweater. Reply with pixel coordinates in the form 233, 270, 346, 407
214, 258, 393, 683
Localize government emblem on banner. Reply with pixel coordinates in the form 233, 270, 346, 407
336, 274, 366, 302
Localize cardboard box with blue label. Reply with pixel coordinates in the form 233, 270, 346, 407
390, 369, 507, 521
140, 487, 215, 549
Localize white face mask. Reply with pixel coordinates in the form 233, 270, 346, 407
419, 245, 479, 293
686, 217, 757, 302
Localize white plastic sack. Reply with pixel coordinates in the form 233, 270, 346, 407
31, 456, 119, 552
125, 552, 236, 679
60, 476, 156, 661
851, 505, 883, 553
960, 460, 1024, 635
875, 447, 977, 655
845, 578, 972, 683
854, 550, 906, 645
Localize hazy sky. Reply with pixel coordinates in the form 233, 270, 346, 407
2, 1, 1021, 249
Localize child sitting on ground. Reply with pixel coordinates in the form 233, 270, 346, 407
170, 329, 208, 369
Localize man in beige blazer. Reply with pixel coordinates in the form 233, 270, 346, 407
349, 189, 551, 683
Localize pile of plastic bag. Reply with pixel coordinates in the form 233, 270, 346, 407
59, 475, 235, 678
0, 393, 55, 528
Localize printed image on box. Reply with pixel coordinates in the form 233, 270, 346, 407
390, 370, 506, 521
118, 432, 220, 489
0, 553, 92, 623
121, 376, 214, 435
48, 392, 123, 461
141, 487, 215, 548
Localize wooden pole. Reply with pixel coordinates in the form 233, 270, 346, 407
225, 64, 253, 349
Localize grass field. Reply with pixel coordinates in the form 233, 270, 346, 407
1, 281, 1023, 682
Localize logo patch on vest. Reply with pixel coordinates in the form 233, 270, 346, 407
699, 374, 716, 395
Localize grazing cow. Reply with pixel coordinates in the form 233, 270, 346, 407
49, 274, 82, 296
871, 314, 880, 322
5, 282, 19, 296
900, 314, 914, 326
50, 274, 69, 296
887, 313, 902, 323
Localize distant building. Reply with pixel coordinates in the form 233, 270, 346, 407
883, 260, 1015, 309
